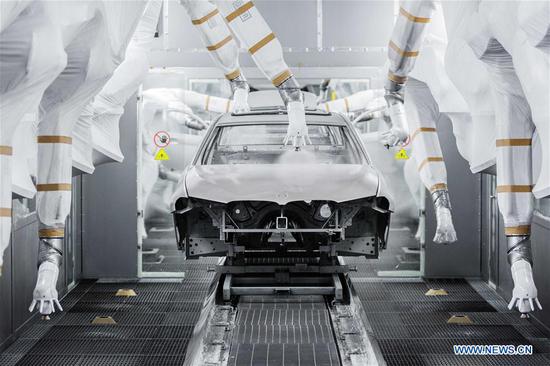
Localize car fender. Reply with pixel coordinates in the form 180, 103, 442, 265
170, 165, 191, 212
375, 169, 395, 211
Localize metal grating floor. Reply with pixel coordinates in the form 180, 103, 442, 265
3, 225, 550, 366
349, 274, 550, 366
0, 256, 216, 366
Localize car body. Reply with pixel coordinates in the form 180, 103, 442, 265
172, 103, 392, 260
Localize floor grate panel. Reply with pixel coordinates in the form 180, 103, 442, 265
348, 264, 550, 366
360, 300, 497, 313
0, 247, 216, 366
14, 354, 81, 366
76, 354, 188, 366
228, 342, 341, 366
0, 354, 23, 366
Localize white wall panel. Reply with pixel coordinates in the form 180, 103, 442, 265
154, 0, 394, 68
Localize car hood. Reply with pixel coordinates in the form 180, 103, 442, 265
184, 164, 380, 205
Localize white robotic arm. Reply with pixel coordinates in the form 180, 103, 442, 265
30, 0, 149, 316
143, 88, 226, 129
507, 238, 542, 314
384, 0, 437, 146
87, 0, 162, 164
386, 1, 459, 245
177, 89, 233, 115
214, 1, 309, 147
180, 0, 250, 113
181, 1, 308, 146
166, 100, 207, 130
319, 89, 385, 114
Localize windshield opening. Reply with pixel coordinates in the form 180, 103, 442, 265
202, 124, 364, 165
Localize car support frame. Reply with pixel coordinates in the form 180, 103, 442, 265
215, 255, 352, 303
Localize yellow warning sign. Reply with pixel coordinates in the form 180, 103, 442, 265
115, 289, 137, 297
394, 149, 409, 160
92, 316, 117, 325
425, 288, 448, 296
447, 315, 473, 325
155, 148, 169, 161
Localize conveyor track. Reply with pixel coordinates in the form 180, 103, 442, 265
228, 295, 341, 366
184, 256, 383, 366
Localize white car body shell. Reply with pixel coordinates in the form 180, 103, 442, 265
171, 107, 390, 209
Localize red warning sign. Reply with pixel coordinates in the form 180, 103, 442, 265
153, 131, 170, 148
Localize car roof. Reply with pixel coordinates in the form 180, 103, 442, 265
213, 109, 349, 127
193, 108, 372, 166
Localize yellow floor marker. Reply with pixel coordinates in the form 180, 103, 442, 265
447, 315, 473, 325
116, 288, 137, 297
154, 148, 169, 161
425, 288, 448, 296
395, 149, 409, 160
92, 316, 117, 325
